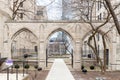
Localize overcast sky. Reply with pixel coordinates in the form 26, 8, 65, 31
36, 0, 62, 20
36, 0, 52, 6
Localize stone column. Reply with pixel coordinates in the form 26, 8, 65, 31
38, 41, 46, 69
3, 25, 11, 59
110, 28, 117, 70
3, 38, 12, 59
0, 15, 7, 57
73, 24, 81, 70
0, 15, 3, 57
38, 25, 46, 69
73, 40, 81, 70
111, 42, 117, 70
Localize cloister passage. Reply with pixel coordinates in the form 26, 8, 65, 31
4, 21, 117, 70
46, 30, 74, 68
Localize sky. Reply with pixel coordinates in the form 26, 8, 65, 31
36, 0, 52, 6
36, 0, 62, 20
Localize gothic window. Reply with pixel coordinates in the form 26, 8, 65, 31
20, 13, 23, 19
11, 29, 37, 59
37, 10, 43, 16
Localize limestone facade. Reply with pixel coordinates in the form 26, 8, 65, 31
0, 0, 119, 70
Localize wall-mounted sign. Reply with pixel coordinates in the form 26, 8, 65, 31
5, 59, 13, 67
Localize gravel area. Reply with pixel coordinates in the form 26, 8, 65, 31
28, 70, 49, 80
71, 71, 120, 80
28, 70, 120, 80
1, 69, 120, 80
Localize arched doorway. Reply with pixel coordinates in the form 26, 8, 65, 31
46, 30, 74, 68
11, 29, 38, 62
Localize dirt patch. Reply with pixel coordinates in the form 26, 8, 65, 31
71, 71, 120, 80
28, 70, 49, 80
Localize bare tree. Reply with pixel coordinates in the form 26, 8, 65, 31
68, 0, 120, 73
102, 26, 114, 73
8, 0, 58, 20
85, 0, 120, 73
12, 0, 26, 20
61, 31, 74, 67
6, 0, 35, 20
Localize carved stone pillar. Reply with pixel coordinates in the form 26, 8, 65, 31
73, 24, 82, 70
110, 28, 117, 70
73, 41, 81, 70
38, 25, 46, 69
3, 25, 11, 59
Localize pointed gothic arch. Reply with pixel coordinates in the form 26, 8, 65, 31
11, 28, 38, 59
11, 28, 38, 40
0, 9, 11, 19
47, 28, 74, 41
45, 28, 74, 68
81, 30, 112, 69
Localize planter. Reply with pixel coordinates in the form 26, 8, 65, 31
24, 54, 28, 58
24, 64, 30, 69
14, 64, 20, 69
24, 64, 30, 73
34, 65, 38, 69
37, 67, 42, 71
81, 65, 84, 70
90, 65, 95, 70
82, 69, 87, 74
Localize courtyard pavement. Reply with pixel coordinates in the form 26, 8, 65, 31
45, 59, 75, 80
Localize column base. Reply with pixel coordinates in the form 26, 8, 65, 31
38, 59, 46, 69
73, 60, 81, 71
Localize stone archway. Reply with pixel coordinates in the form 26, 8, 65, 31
4, 22, 84, 70
45, 28, 74, 68
11, 28, 38, 61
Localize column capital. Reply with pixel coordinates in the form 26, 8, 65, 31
75, 41, 80, 44
40, 40, 44, 43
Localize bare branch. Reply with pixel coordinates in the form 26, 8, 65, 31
104, 0, 120, 35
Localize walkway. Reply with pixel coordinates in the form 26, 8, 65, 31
45, 59, 75, 80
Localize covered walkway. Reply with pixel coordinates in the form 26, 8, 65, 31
45, 59, 75, 80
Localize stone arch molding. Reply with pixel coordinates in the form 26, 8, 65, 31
46, 27, 75, 42
45, 27, 76, 51
82, 29, 112, 45
45, 27, 75, 49
11, 28, 38, 41
45, 27, 75, 51
0, 9, 11, 19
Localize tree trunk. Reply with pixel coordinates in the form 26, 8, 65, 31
102, 35, 107, 73
93, 35, 99, 63
104, 0, 120, 35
